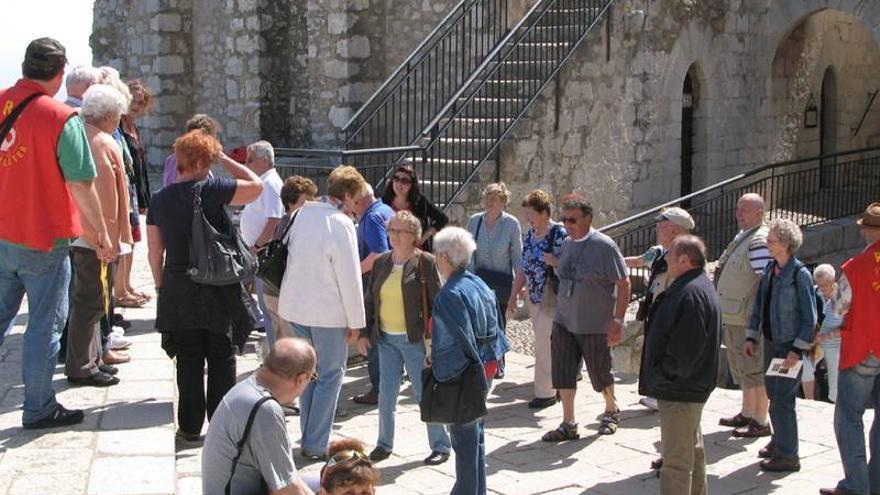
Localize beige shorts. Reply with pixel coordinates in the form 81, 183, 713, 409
722, 323, 765, 388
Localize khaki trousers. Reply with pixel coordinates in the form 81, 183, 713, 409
531, 305, 555, 399
658, 400, 707, 495
65, 247, 110, 378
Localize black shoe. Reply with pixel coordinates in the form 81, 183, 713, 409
67, 371, 120, 387
300, 450, 328, 462
424, 450, 450, 465
352, 391, 378, 405
760, 456, 800, 472
369, 447, 392, 461
651, 457, 663, 470
528, 396, 557, 409
98, 364, 118, 375
758, 441, 775, 459
112, 313, 131, 329
23, 404, 84, 429
176, 429, 201, 442
494, 358, 505, 380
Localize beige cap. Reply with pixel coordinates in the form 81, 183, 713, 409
655, 207, 695, 230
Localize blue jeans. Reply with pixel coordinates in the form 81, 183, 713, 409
835, 355, 880, 495
764, 340, 802, 459
449, 419, 486, 495
0, 243, 71, 424
377, 332, 450, 453
253, 278, 275, 346
291, 322, 348, 454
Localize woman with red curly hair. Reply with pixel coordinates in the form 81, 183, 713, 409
146, 130, 263, 441
318, 438, 380, 495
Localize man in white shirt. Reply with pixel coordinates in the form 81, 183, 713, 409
241, 141, 285, 345
278, 165, 367, 460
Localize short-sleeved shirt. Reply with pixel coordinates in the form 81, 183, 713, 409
240, 169, 284, 247
520, 222, 567, 304
554, 229, 629, 334
58, 116, 98, 183
357, 199, 393, 260
202, 375, 297, 495
146, 178, 236, 271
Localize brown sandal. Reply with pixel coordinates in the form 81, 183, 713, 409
541, 422, 579, 442
116, 295, 146, 308
598, 410, 620, 435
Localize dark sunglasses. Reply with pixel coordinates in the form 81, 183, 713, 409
560, 216, 581, 224
392, 175, 412, 185
309, 370, 319, 382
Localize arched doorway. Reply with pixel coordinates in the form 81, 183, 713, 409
819, 67, 837, 187
681, 66, 700, 200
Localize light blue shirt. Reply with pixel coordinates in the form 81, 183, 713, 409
467, 211, 522, 275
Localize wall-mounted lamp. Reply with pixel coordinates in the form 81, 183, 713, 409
804, 93, 818, 128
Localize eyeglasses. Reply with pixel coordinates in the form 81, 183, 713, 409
387, 228, 415, 236
392, 175, 412, 185
308, 370, 318, 383
560, 216, 582, 224
320, 449, 373, 489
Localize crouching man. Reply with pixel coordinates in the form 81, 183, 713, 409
202, 338, 319, 495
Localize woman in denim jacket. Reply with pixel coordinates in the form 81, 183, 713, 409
429, 226, 509, 495
743, 218, 817, 473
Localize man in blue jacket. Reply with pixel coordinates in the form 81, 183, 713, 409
642, 235, 721, 495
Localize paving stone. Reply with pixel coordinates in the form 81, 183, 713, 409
97, 427, 175, 455
8, 472, 88, 495
88, 456, 175, 495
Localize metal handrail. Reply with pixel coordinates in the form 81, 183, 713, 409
598, 146, 880, 233
341, 0, 471, 133
275, 145, 423, 158
420, 0, 556, 138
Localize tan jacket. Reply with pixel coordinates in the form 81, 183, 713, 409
362, 250, 442, 344
84, 123, 133, 253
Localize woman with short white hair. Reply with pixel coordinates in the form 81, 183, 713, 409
429, 226, 508, 495
64, 84, 134, 385
813, 264, 843, 402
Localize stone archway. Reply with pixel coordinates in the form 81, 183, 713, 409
767, 6, 880, 160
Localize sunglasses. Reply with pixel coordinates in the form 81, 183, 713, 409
560, 216, 582, 224
309, 370, 319, 382
320, 449, 373, 489
392, 175, 413, 185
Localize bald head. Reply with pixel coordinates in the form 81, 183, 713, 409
736, 193, 765, 230
263, 338, 316, 379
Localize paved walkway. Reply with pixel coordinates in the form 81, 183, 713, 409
0, 239, 864, 494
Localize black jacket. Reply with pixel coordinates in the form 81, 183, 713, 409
640, 268, 721, 403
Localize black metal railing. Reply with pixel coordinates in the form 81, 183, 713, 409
599, 147, 880, 267
343, 0, 511, 152
274, 146, 424, 194
417, 0, 615, 208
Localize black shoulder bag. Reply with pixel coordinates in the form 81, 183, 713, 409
473, 215, 514, 303
225, 396, 278, 495
0, 93, 42, 144
256, 210, 300, 293
187, 181, 257, 286
420, 318, 489, 425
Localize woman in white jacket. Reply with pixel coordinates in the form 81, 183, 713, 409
278, 165, 367, 460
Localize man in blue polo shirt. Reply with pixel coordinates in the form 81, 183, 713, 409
352, 183, 393, 405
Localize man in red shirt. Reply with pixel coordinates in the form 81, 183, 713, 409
821, 202, 880, 495
0, 38, 113, 429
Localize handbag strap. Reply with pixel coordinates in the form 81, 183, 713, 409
225, 395, 278, 495
417, 251, 430, 339
473, 214, 485, 268
0, 93, 42, 145
279, 209, 300, 245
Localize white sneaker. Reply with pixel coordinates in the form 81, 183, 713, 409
639, 396, 659, 411
109, 333, 132, 350
111, 325, 126, 336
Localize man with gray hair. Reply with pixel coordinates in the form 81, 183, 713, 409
63, 65, 101, 108
242, 140, 286, 345
203, 338, 319, 495
350, 182, 393, 405
716, 193, 773, 438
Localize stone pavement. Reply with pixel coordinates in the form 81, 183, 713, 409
0, 237, 866, 494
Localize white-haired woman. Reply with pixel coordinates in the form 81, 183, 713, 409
813, 264, 843, 402
357, 210, 451, 465
743, 218, 817, 472
466, 182, 521, 379
64, 84, 133, 387
430, 227, 508, 495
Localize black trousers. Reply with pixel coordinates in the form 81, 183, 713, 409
173, 329, 236, 435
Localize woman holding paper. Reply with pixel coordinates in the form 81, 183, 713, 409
742, 218, 817, 473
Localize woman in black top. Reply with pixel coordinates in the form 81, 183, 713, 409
146, 130, 263, 440
381, 164, 448, 252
